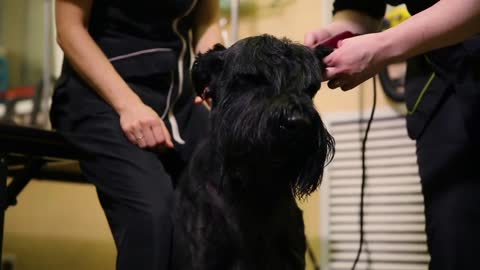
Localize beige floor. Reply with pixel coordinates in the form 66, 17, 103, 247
4, 233, 115, 270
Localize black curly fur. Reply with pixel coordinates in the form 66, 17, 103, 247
172, 34, 334, 270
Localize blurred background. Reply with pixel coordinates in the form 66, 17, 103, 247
1, 0, 425, 269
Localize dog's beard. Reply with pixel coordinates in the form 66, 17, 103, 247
267, 94, 334, 198
293, 114, 334, 198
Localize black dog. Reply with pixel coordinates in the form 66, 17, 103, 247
172, 34, 334, 270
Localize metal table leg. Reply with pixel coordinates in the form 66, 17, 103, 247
0, 155, 7, 270
6, 158, 44, 207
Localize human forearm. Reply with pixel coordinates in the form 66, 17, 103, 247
331, 10, 383, 35
319, 0, 480, 91
55, 0, 142, 113
192, 0, 224, 54
58, 27, 173, 147
57, 27, 142, 112
194, 23, 224, 54
377, 0, 480, 64
304, 9, 382, 47
55, 0, 173, 148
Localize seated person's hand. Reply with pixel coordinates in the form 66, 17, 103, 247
119, 102, 174, 150
194, 86, 213, 108
195, 96, 212, 107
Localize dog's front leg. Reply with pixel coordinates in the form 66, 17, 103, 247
278, 205, 307, 270
172, 189, 243, 270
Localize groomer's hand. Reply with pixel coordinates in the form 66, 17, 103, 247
119, 102, 174, 149
323, 33, 388, 91
304, 28, 333, 48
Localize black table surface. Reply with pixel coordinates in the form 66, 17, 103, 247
0, 122, 88, 182
0, 122, 90, 160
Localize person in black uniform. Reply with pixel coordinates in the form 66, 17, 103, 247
305, 1, 480, 269
50, 0, 223, 269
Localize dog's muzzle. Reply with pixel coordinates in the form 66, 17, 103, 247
268, 96, 320, 157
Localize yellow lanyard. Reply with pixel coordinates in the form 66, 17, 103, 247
407, 56, 437, 115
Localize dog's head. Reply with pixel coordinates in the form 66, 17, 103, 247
192, 34, 334, 198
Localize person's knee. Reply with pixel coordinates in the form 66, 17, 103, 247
110, 181, 174, 228
144, 190, 174, 223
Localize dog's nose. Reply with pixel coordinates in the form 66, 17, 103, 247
282, 115, 312, 132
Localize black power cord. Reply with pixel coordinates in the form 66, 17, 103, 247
304, 76, 377, 270
351, 76, 377, 270
307, 241, 321, 270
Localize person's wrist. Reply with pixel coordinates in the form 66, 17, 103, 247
375, 30, 405, 66
114, 94, 143, 115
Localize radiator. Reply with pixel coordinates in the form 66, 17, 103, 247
320, 110, 429, 270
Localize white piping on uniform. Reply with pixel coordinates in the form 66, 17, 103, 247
109, 48, 172, 62
168, 0, 198, 145
110, 47, 175, 120
161, 72, 174, 119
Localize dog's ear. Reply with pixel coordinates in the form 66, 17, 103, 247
191, 44, 226, 97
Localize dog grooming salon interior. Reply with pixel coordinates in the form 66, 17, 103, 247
2, 0, 436, 269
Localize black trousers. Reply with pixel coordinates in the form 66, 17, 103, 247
416, 90, 480, 270
50, 74, 209, 270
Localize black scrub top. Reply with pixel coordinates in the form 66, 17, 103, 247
332, 0, 480, 140
333, 0, 437, 19
87, 0, 197, 80
56, 0, 200, 97
52, 0, 209, 157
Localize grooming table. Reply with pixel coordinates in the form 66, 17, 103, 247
0, 122, 90, 270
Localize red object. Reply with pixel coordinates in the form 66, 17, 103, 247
318, 31, 356, 48
0, 85, 36, 100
